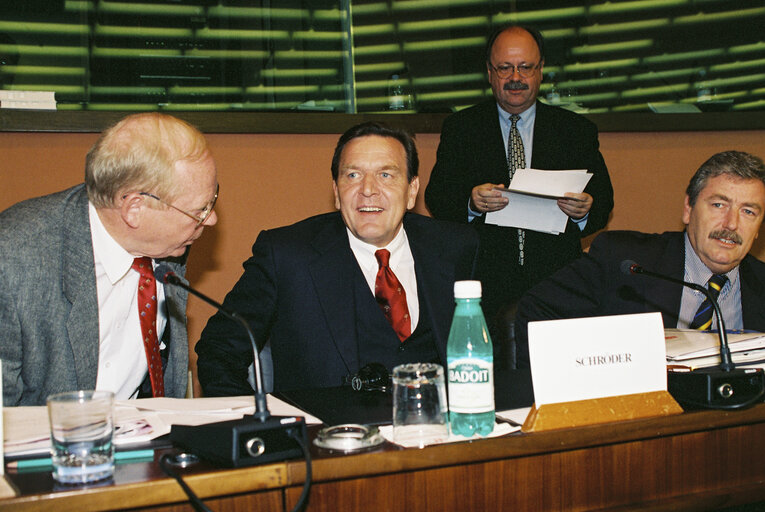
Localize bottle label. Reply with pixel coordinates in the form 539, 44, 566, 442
447, 358, 494, 414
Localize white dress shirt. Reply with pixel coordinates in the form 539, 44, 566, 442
89, 203, 167, 399
346, 226, 420, 333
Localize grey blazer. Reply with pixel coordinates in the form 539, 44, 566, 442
0, 185, 189, 405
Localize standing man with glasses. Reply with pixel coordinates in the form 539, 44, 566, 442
0, 112, 219, 405
425, 25, 613, 355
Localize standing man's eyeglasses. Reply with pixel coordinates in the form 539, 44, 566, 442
490, 63, 540, 79
139, 183, 219, 228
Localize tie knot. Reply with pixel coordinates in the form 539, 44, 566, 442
132, 257, 153, 277
375, 249, 391, 268
708, 274, 727, 293
510, 114, 520, 128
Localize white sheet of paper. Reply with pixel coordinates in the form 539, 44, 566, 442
665, 329, 765, 360
485, 168, 592, 233
528, 313, 667, 406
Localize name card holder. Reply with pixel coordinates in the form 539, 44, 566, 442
521, 390, 682, 433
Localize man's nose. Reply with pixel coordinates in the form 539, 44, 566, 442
361, 174, 378, 195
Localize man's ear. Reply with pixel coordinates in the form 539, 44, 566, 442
682, 194, 692, 226
120, 193, 144, 229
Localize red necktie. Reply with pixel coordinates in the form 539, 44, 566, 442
374, 249, 411, 342
132, 257, 164, 397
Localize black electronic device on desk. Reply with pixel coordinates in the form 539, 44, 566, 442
276, 366, 535, 426
622, 260, 765, 410
155, 265, 309, 468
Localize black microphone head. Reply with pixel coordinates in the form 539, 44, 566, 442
620, 259, 638, 276
153, 262, 176, 284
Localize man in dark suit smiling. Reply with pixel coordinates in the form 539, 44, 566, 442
197, 122, 478, 395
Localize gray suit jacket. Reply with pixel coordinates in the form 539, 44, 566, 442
0, 185, 189, 405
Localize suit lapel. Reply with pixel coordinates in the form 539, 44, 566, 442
530, 102, 554, 169
62, 188, 100, 389
404, 215, 453, 363
308, 215, 360, 373
652, 233, 688, 328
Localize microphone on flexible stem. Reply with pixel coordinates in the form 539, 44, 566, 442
154, 264, 308, 467
621, 259, 765, 409
155, 265, 269, 421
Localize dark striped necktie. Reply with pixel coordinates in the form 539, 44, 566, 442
507, 114, 526, 266
689, 274, 728, 331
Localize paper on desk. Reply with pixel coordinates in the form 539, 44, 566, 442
496, 407, 532, 427
379, 422, 519, 448
4, 395, 321, 458
665, 328, 765, 360
486, 168, 591, 234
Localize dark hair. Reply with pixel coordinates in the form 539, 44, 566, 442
331, 122, 419, 182
686, 151, 765, 206
485, 25, 545, 65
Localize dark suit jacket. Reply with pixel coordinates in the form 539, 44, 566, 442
0, 185, 189, 405
196, 212, 479, 395
514, 231, 765, 367
425, 99, 614, 321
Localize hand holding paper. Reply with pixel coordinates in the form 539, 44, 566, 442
486, 168, 592, 234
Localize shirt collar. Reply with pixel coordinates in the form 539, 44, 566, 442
347, 223, 408, 260
89, 202, 138, 285
496, 101, 536, 127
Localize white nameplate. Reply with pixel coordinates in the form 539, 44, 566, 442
528, 312, 667, 406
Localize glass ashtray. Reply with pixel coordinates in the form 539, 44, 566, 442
313, 424, 385, 452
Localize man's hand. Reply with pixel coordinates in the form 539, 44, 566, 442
557, 192, 593, 220
470, 183, 510, 213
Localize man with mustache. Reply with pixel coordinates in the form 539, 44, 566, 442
196, 122, 478, 395
425, 25, 614, 353
514, 151, 765, 367
0, 113, 219, 405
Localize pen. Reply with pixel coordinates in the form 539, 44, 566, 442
6, 449, 155, 472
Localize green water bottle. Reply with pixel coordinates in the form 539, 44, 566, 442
447, 280, 495, 437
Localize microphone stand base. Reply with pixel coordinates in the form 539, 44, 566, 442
170, 415, 307, 468
667, 367, 765, 410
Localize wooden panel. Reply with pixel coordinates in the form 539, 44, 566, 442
284, 422, 765, 511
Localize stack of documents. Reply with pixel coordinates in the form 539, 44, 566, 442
485, 168, 592, 234
665, 329, 765, 369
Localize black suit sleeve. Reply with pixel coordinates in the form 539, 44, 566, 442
530, 103, 613, 237
425, 114, 481, 223
573, 119, 612, 237
196, 230, 279, 397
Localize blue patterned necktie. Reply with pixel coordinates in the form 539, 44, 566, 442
507, 114, 526, 266
689, 274, 728, 331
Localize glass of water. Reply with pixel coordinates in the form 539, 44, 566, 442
47, 390, 115, 484
392, 363, 449, 448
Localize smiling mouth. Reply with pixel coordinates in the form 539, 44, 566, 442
359, 207, 383, 212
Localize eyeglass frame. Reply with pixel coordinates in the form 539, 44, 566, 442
138, 183, 219, 228
489, 62, 541, 79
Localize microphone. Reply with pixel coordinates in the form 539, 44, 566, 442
621, 259, 765, 409
155, 263, 308, 467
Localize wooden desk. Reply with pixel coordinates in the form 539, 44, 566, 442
3, 404, 765, 511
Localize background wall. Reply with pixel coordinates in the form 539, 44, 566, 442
2, 128, 764, 396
